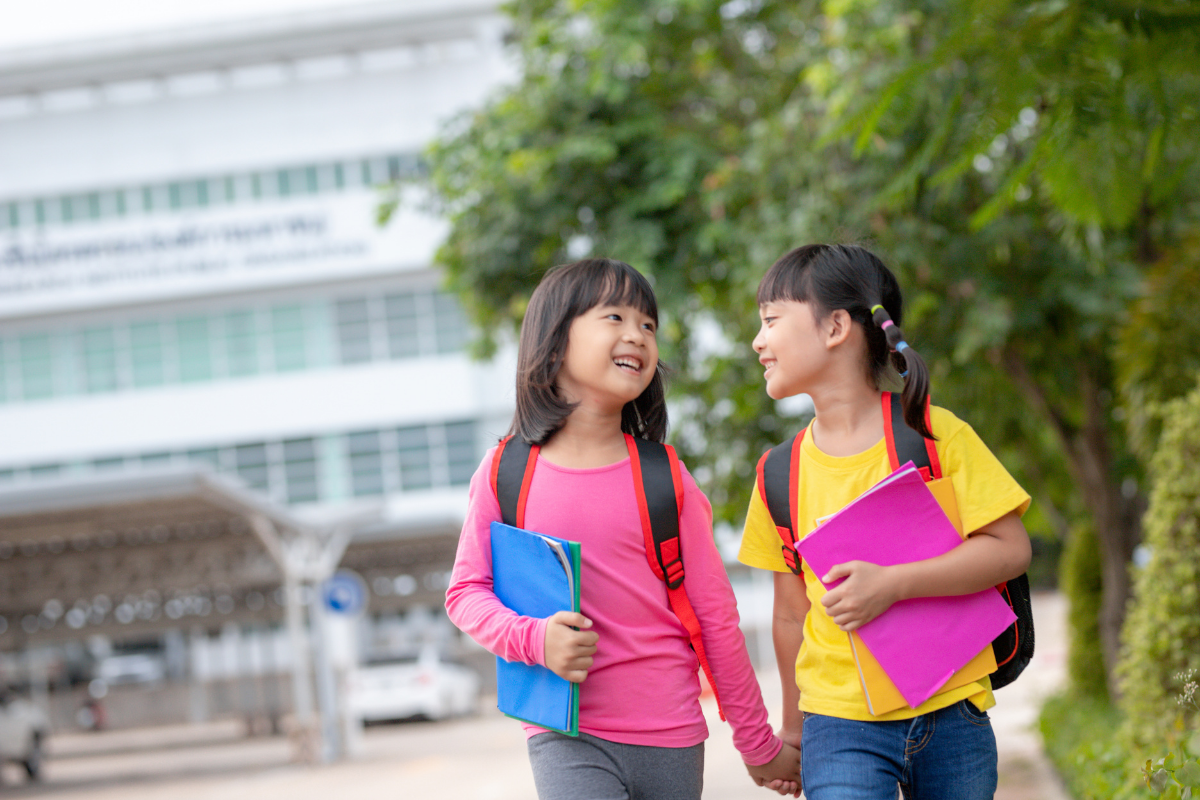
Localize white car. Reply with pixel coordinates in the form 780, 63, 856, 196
348, 652, 480, 724
0, 692, 48, 781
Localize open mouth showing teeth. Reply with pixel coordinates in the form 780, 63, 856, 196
613, 358, 642, 372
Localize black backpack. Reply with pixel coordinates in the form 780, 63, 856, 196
756, 392, 1034, 691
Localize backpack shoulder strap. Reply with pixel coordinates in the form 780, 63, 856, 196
758, 428, 806, 576
490, 436, 540, 528
624, 434, 725, 722
881, 392, 942, 480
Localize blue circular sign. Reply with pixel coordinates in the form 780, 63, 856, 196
323, 570, 367, 615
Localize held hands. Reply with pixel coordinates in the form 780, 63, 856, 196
748, 741, 802, 797
819, 560, 902, 631
543, 611, 598, 683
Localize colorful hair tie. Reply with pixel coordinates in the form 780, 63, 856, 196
881, 320, 894, 331
900, 369, 910, 378
870, 304, 884, 314
896, 341, 909, 353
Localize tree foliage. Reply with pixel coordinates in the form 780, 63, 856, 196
1117, 382, 1200, 750
409, 0, 1200, 686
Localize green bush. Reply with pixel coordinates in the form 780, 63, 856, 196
1039, 694, 1149, 799
1117, 383, 1200, 751
1061, 521, 1109, 700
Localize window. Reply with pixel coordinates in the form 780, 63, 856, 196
176, 317, 213, 382
348, 431, 384, 497
29, 463, 62, 480
186, 448, 221, 470
224, 311, 259, 377
80, 326, 119, 393
129, 322, 165, 387
19, 334, 54, 400
271, 306, 307, 371
396, 425, 431, 490
335, 298, 373, 364
235, 444, 269, 493
92, 456, 126, 472
0, 339, 7, 402
444, 421, 477, 485
283, 438, 320, 503
385, 293, 420, 358
434, 292, 468, 354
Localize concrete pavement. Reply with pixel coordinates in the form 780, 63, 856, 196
9, 592, 1069, 799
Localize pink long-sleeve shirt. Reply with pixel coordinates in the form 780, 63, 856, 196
445, 446, 782, 765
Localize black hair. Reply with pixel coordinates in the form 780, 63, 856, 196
757, 243, 934, 439
509, 258, 668, 444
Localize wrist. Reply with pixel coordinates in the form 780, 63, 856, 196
890, 563, 916, 603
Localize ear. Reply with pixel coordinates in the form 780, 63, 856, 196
824, 309, 854, 348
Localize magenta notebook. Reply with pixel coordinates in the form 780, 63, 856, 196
797, 463, 1017, 708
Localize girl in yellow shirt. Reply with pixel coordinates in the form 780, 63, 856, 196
739, 243, 1032, 800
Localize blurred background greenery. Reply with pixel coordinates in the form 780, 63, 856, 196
391, 1, 1200, 795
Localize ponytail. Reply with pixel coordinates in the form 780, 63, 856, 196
870, 304, 934, 440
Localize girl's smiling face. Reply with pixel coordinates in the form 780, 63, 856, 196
556, 303, 659, 413
753, 299, 829, 400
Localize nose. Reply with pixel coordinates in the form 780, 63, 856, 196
623, 322, 646, 344
752, 326, 766, 354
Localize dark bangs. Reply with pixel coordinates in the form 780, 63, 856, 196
570, 260, 660, 326
756, 244, 824, 307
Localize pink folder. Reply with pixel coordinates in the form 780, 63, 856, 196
797, 463, 1016, 709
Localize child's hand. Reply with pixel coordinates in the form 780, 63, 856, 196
820, 560, 901, 631
543, 611, 598, 683
747, 742, 801, 797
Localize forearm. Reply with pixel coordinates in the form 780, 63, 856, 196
893, 512, 1031, 600
772, 572, 809, 736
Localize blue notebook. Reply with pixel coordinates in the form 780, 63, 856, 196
490, 521, 582, 735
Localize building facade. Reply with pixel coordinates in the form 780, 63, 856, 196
0, 0, 514, 703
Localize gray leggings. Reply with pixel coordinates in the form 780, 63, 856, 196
527, 731, 704, 800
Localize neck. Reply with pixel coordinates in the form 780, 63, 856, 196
539, 406, 629, 468
806, 373, 883, 457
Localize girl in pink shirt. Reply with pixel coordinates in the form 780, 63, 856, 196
446, 259, 801, 799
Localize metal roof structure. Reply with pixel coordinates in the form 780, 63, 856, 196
0, 467, 365, 648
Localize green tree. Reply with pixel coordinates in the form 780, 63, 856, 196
404, 0, 1200, 689
830, 0, 1200, 691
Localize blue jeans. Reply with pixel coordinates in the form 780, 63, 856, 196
801, 700, 997, 800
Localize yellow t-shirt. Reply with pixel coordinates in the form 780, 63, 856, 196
738, 405, 1032, 722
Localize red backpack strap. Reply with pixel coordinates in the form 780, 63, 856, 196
492, 436, 540, 528
625, 434, 726, 722
881, 392, 941, 481
760, 429, 807, 576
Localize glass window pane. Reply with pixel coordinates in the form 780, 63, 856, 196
271, 306, 307, 372
335, 298, 372, 364
283, 438, 319, 503
130, 322, 165, 387
29, 463, 62, 479
225, 311, 259, 377
348, 431, 384, 496
19, 334, 54, 400
80, 326, 119, 393
140, 452, 172, 468
186, 448, 221, 471
91, 456, 125, 472
235, 443, 269, 493
434, 292, 468, 354
384, 293, 420, 359
0, 338, 7, 403
444, 421, 477, 485
176, 317, 213, 382
396, 425, 431, 491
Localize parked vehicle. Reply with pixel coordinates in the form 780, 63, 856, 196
0, 690, 48, 781
347, 650, 480, 724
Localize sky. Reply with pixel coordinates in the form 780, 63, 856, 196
0, 0, 365, 51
